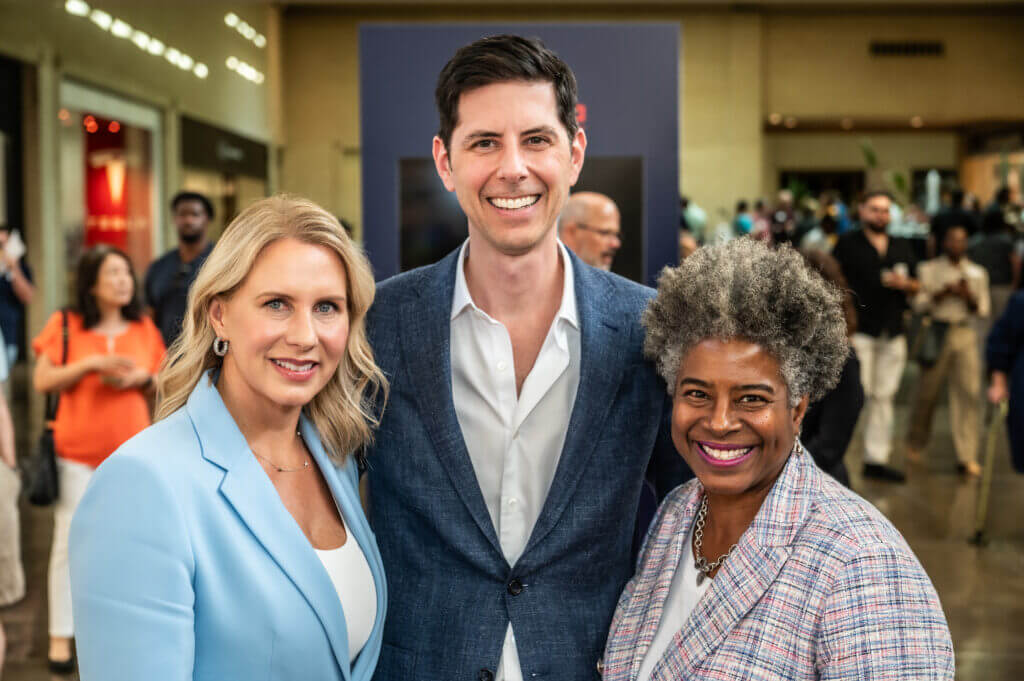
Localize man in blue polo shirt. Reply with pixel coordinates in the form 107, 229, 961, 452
144, 191, 215, 348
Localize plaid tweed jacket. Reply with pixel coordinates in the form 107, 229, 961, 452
602, 445, 954, 680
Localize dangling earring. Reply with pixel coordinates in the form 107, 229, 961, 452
213, 337, 229, 357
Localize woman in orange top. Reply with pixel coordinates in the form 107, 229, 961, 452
32, 244, 165, 673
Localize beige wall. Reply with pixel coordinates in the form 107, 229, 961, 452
280, 5, 1023, 233
764, 10, 1024, 122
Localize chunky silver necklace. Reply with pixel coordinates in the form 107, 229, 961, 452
692, 495, 738, 586
252, 430, 309, 473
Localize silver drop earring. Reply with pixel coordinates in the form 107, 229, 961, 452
213, 337, 229, 357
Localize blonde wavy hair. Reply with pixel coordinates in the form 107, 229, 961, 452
155, 194, 387, 462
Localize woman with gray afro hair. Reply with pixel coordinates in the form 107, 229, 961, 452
643, 238, 848, 407
603, 239, 953, 681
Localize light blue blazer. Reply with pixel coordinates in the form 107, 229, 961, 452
69, 371, 387, 681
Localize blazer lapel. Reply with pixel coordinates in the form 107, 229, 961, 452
398, 252, 504, 557
656, 448, 816, 679
186, 373, 352, 680
522, 256, 627, 557
300, 417, 387, 681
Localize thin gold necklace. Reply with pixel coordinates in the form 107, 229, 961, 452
251, 430, 309, 473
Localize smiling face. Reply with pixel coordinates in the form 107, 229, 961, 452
210, 237, 350, 415
91, 253, 135, 310
432, 80, 586, 257
672, 337, 808, 499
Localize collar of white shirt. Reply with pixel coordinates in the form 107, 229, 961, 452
450, 238, 579, 330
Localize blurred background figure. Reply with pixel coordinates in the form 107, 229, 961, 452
732, 199, 753, 236
558, 191, 622, 271
932, 188, 979, 252
32, 245, 165, 673
0, 223, 35, 372
799, 248, 864, 487
678, 228, 698, 261
769, 188, 796, 244
0, 332, 21, 680
751, 198, 771, 240
907, 225, 990, 476
832, 191, 919, 483
986, 288, 1024, 474
145, 192, 214, 348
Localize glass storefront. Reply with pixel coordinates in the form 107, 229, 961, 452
58, 80, 162, 286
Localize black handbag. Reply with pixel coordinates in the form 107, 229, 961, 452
24, 309, 68, 506
915, 317, 950, 368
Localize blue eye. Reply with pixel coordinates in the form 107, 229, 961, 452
315, 302, 338, 314
265, 299, 285, 311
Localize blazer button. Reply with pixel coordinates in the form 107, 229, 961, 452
478, 669, 494, 681
507, 578, 523, 596
596, 658, 605, 675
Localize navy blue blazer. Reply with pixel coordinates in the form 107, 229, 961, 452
70, 371, 387, 681
987, 290, 1024, 472
365, 248, 690, 681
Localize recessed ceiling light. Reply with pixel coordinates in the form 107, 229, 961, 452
89, 9, 112, 30
224, 13, 239, 27
65, 0, 90, 17
147, 39, 165, 56
131, 30, 149, 50
111, 19, 132, 38
193, 63, 209, 79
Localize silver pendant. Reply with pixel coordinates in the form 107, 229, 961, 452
696, 571, 706, 586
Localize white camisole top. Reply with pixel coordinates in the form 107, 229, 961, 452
314, 514, 377, 662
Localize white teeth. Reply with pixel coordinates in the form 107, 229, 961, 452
701, 445, 753, 461
490, 195, 539, 210
272, 359, 314, 371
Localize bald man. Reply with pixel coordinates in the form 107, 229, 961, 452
558, 191, 622, 271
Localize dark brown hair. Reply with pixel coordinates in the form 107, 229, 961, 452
801, 248, 858, 336
75, 244, 143, 329
434, 34, 579, 152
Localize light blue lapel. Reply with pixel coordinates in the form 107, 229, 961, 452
521, 254, 627, 558
299, 416, 387, 680
185, 372, 354, 680
398, 252, 505, 558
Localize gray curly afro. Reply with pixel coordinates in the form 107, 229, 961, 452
643, 239, 848, 406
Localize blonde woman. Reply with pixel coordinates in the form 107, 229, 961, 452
69, 196, 388, 681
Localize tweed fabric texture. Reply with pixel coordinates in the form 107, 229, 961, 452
603, 445, 954, 681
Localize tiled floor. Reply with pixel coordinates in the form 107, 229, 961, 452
2, 365, 1023, 680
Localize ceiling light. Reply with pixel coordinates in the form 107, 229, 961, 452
254, 34, 266, 48
131, 30, 149, 49
178, 54, 194, 71
193, 63, 209, 79
111, 19, 132, 38
165, 47, 182, 66
768, 113, 782, 126
147, 38, 165, 56
254, 72, 265, 84
89, 9, 112, 30
65, 0, 90, 17
226, 56, 239, 69
224, 13, 239, 27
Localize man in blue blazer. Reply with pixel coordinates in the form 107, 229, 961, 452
366, 35, 690, 681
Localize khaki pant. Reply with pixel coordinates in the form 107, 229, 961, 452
851, 333, 907, 465
908, 324, 981, 464
48, 457, 94, 637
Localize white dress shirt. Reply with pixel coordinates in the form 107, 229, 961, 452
450, 239, 581, 681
